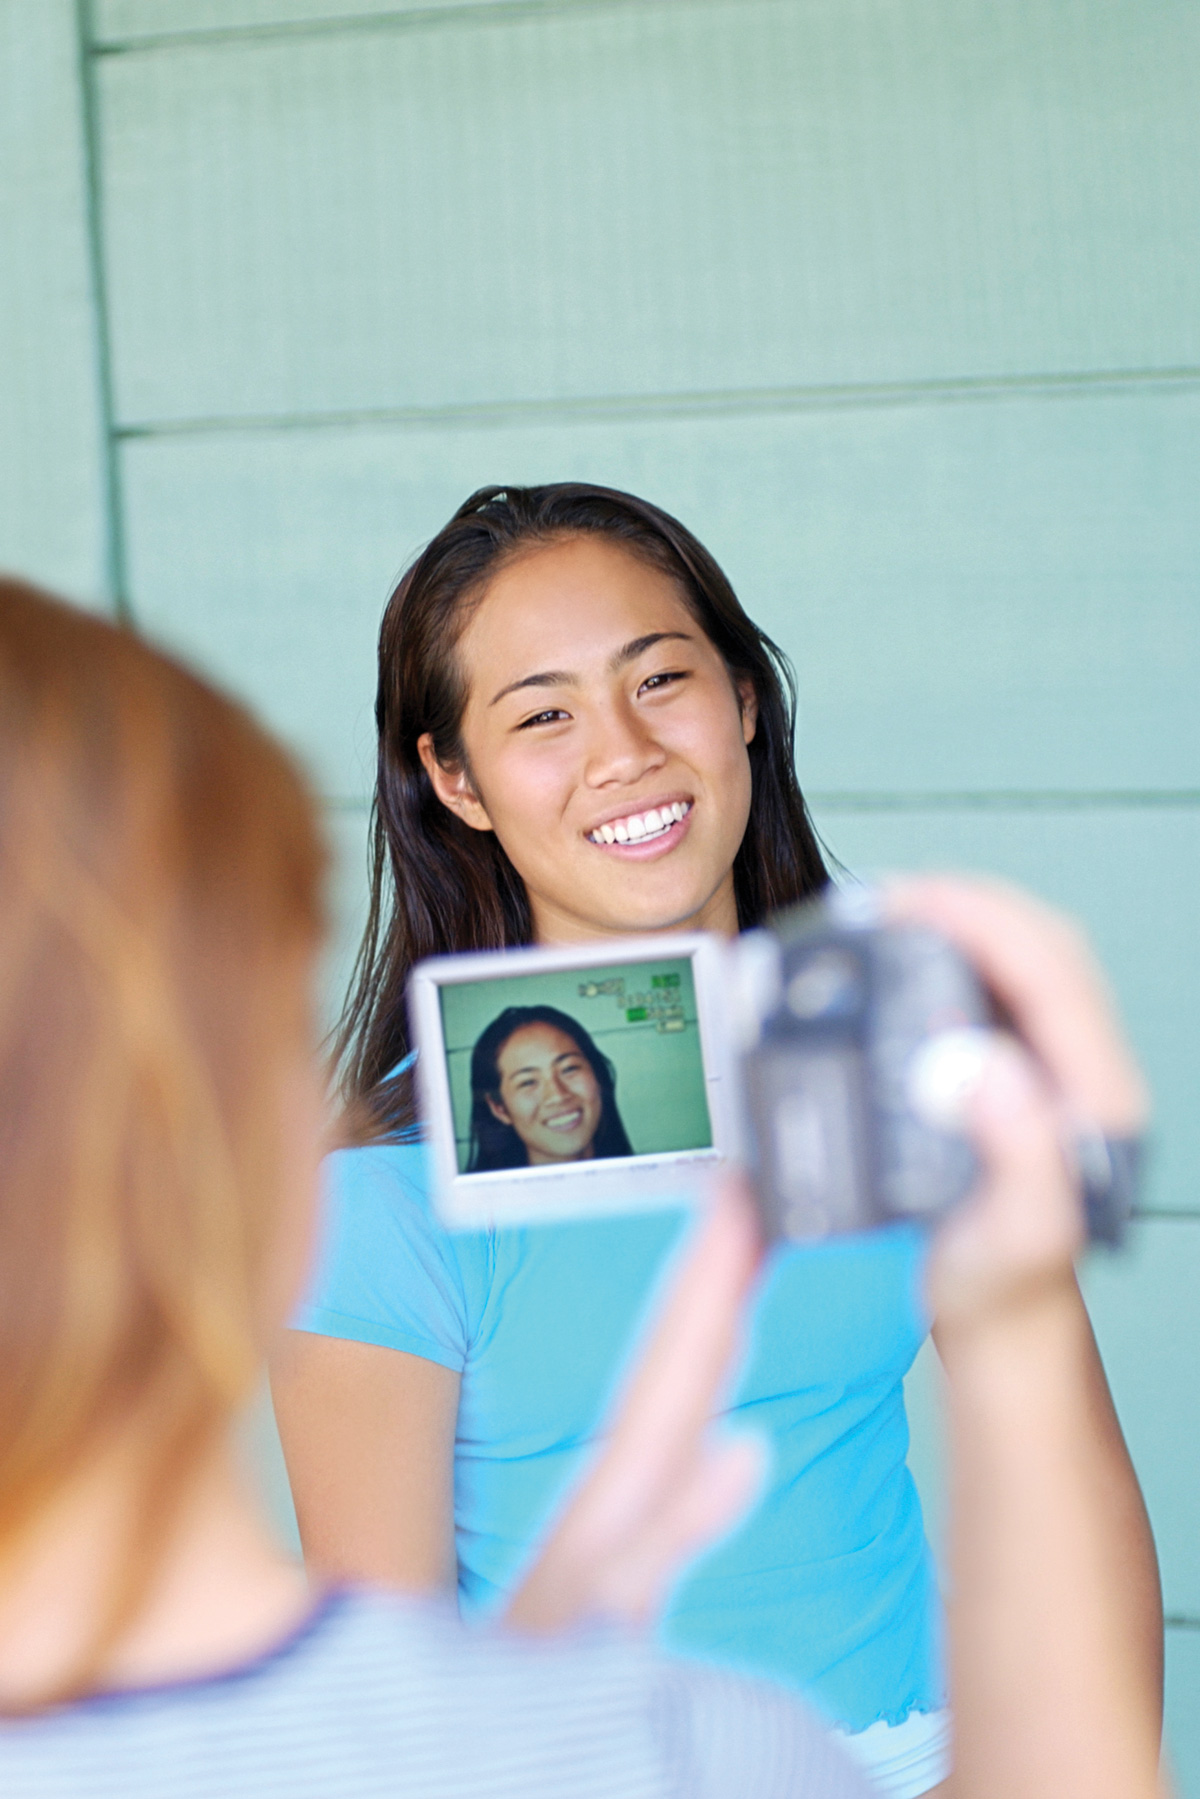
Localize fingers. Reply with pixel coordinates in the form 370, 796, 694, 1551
928, 1036, 1085, 1330
589, 1432, 768, 1623
662, 1432, 768, 1573
885, 876, 1146, 1132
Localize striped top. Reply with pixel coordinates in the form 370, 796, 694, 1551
0, 1589, 873, 1799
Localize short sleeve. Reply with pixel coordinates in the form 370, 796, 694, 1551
290, 1143, 474, 1372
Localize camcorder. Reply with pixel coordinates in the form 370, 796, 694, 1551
408, 888, 1138, 1246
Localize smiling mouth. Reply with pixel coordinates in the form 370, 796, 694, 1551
588, 801, 691, 846
543, 1108, 585, 1132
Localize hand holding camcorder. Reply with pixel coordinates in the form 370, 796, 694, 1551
409, 888, 1140, 1246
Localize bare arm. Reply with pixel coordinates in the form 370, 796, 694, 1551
894, 877, 1167, 1799
269, 1331, 460, 1594
932, 1284, 1163, 1728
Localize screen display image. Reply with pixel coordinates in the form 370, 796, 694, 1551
438, 957, 712, 1177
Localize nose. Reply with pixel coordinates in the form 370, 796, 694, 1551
582, 697, 666, 790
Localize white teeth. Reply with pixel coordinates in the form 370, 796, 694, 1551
590, 801, 690, 845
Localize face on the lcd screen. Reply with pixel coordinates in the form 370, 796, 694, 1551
488, 1022, 603, 1164
440, 957, 713, 1176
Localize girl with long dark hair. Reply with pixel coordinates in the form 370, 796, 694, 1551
274, 483, 1151, 1798
466, 1007, 633, 1171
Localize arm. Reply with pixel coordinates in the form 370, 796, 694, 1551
893, 877, 1167, 1799
932, 1282, 1163, 1725
269, 1330, 460, 1593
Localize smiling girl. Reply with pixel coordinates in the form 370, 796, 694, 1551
467, 1007, 633, 1171
272, 484, 1154, 1799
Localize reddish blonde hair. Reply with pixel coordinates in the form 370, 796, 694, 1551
0, 578, 325, 1699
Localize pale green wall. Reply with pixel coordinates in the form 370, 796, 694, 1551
2, 0, 1199, 1783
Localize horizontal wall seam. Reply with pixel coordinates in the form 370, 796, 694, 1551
110, 366, 1200, 441
91, 0, 708, 58
1166, 1617, 1200, 1631
808, 792, 1200, 813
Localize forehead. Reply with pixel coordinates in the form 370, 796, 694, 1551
496, 1021, 583, 1070
458, 535, 700, 688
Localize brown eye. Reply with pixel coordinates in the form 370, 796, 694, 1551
638, 670, 687, 695
518, 708, 570, 729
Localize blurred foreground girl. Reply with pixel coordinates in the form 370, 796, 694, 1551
0, 576, 869, 1799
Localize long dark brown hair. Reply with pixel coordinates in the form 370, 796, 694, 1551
337, 483, 828, 1138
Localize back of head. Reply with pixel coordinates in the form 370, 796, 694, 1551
0, 578, 325, 1694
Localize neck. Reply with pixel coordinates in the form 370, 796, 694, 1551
0, 1426, 310, 1708
530, 871, 740, 946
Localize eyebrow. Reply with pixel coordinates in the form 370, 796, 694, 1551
488, 632, 694, 707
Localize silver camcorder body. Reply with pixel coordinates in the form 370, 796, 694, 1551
409, 888, 1135, 1244
735, 891, 989, 1239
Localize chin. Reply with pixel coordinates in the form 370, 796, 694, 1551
608, 891, 713, 933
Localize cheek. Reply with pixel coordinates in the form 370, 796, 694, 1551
499, 1084, 531, 1123
479, 738, 571, 835
670, 683, 751, 772
576, 1072, 602, 1111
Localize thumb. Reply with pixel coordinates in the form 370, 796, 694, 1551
971, 1036, 1060, 1173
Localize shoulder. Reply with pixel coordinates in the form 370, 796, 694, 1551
315, 1140, 451, 1281
0, 1592, 871, 1799
292, 1143, 487, 1367
324, 1138, 434, 1215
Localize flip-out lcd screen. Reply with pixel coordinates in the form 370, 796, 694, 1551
409, 934, 735, 1229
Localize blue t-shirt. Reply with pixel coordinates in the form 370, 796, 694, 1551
293, 1143, 943, 1733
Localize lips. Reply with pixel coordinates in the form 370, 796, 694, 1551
588, 800, 691, 845
543, 1107, 585, 1133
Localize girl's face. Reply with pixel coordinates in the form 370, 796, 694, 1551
422, 535, 757, 943
488, 1023, 604, 1164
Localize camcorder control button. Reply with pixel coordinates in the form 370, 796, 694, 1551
907, 1027, 995, 1133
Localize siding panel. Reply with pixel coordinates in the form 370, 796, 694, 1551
1082, 1223, 1200, 1619
120, 389, 1200, 800
1166, 1628, 1200, 1798
0, 0, 109, 603
97, 0, 485, 39
96, 0, 1200, 422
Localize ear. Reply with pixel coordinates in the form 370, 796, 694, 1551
736, 677, 758, 746
486, 1093, 512, 1126
418, 732, 494, 833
